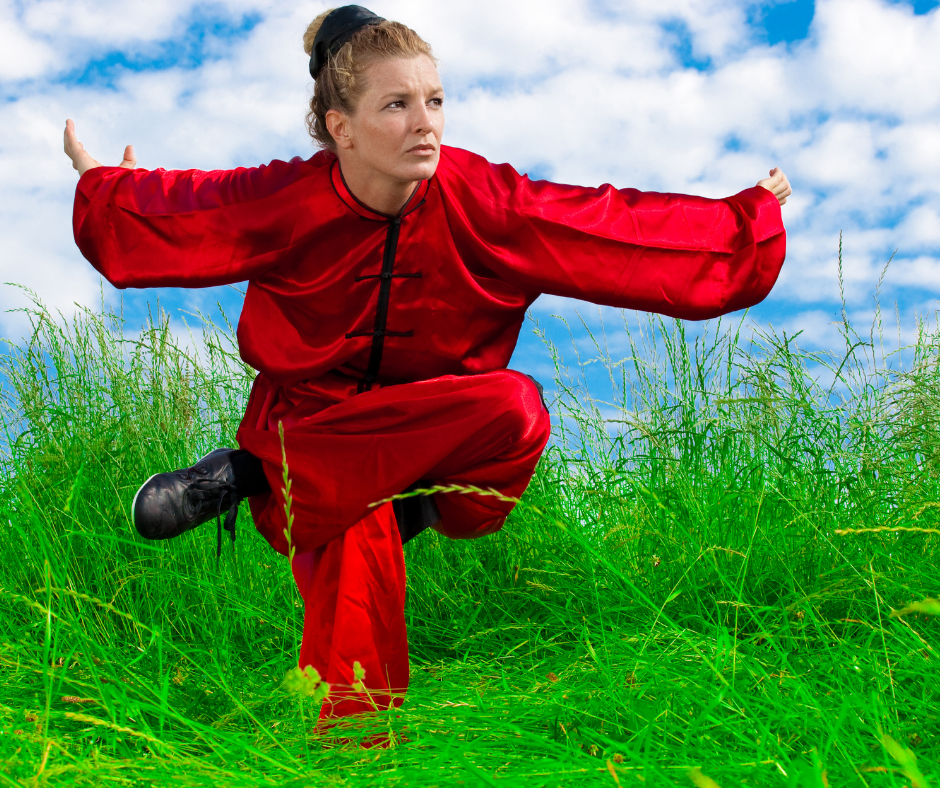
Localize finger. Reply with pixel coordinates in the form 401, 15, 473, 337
63, 120, 89, 166
64, 119, 77, 152
119, 144, 137, 169
757, 173, 782, 191
760, 169, 779, 187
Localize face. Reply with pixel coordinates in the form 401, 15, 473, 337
328, 55, 445, 184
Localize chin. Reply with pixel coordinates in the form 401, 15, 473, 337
396, 157, 439, 182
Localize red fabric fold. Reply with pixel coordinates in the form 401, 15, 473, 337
243, 369, 550, 722
290, 505, 408, 722
73, 146, 786, 390
71, 141, 787, 724
237, 369, 550, 556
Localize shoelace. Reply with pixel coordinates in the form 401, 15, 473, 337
188, 479, 240, 561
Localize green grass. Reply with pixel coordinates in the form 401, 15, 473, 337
0, 285, 937, 787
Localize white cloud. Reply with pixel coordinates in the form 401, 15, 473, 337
0, 0, 938, 349
0, 2, 55, 79
812, 0, 940, 118
897, 206, 940, 249
20, 0, 266, 50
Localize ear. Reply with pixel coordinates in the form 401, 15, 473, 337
326, 109, 354, 150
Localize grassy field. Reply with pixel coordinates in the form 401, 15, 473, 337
0, 289, 937, 787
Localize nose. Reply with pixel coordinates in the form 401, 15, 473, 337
413, 102, 432, 134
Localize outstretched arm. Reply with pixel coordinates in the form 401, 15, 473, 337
66, 120, 313, 289
443, 149, 789, 322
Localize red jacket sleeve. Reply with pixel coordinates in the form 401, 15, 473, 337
440, 148, 786, 321
72, 158, 314, 288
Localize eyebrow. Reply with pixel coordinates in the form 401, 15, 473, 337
378, 87, 445, 101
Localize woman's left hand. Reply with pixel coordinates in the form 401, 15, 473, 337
64, 119, 136, 177
757, 167, 792, 206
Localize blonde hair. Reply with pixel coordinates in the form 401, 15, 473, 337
303, 10, 435, 150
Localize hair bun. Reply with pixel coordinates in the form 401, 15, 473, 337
309, 6, 385, 80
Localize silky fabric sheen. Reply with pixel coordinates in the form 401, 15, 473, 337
290, 504, 408, 723
73, 145, 786, 390
238, 369, 550, 556
283, 370, 550, 725
72, 145, 786, 722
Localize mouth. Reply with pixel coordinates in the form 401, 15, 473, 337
407, 144, 436, 155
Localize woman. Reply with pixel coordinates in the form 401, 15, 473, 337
64, 5, 791, 721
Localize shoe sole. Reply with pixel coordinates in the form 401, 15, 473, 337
130, 450, 220, 537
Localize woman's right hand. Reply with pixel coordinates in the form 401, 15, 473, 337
64, 119, 136, 177
756, 167, 792, 206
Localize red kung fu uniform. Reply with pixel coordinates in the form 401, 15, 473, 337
73, 145, 786, 720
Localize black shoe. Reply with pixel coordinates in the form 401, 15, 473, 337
132, 448, 242, 557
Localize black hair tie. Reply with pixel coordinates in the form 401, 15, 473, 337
309, 5, 386, 80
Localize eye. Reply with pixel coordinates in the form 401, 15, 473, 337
429, 97, 444, 108
385, 100, 406, 110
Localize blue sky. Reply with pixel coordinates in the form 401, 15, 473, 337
1, 0, 939, 386
67, 9, 264, 88
760, 0, 938, 45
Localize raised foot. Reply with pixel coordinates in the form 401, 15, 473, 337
132, 449, 240, 546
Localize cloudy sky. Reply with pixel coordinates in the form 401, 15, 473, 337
1, 0, 939, 377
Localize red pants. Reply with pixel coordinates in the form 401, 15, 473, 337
236, 369, 550, 720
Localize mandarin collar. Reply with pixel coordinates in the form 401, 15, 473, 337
330, 159, 430, 221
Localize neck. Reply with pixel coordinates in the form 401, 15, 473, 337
335, 152, 419, 216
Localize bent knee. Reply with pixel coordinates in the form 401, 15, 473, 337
492, 370, 550, 445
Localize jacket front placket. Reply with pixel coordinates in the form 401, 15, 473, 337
331, 161, 429, 393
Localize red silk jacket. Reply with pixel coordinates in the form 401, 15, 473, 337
73, 145, 786, 390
